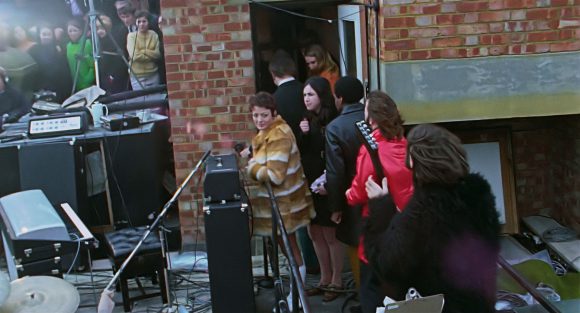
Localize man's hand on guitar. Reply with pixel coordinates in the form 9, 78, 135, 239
365, 175, 389, 199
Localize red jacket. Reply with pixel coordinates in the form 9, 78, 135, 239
346, 129, 414, 262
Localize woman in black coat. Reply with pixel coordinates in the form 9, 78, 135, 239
298, 76, 343, 301
363, 124, 500, 313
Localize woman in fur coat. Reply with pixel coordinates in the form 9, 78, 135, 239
247, 92, 315, 310
363, 123, 500, 313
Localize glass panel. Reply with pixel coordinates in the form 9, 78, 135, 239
343, 20, 357, 77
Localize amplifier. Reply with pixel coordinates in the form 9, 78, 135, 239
203, 154, 241, 203
204, 201, 255, 313
27, 112, 88, 138
101, 114, 140, 131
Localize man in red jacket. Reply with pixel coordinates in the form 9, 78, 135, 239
346, 90, 414, 313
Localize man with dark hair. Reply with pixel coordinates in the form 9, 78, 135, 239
268, 51, 320, 277
325, 76, 365, 306
269, 52, 306, 140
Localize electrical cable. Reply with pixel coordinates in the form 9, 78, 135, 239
66, 233, 82, 275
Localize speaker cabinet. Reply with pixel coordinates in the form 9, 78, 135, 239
204, 201, 255, 313
203, 154, 241, 203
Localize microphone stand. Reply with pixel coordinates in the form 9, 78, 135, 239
265, 182, 310, 313
99, 150, 211, 312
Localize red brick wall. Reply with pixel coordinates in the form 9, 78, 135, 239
512, 115, 580, 231
374, 0, 580, 61
160, 0, 256, 245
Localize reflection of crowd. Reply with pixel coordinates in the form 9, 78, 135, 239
0, 0, 164, 109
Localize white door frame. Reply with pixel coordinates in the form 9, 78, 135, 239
338, 5, 364, 82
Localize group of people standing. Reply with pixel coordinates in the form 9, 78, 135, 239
0, 0, 163, 111
244, 48, 501, 313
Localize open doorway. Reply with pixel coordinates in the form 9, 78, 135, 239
249, 1, 368, 93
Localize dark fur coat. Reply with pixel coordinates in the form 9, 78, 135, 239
364, 173, 500, 313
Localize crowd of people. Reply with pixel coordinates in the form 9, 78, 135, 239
0, 0, 164, 123
244, 49, 501, 313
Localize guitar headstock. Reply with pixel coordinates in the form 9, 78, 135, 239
355, 120, 378, 152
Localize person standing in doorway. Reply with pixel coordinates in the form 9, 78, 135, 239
304, 44, 340, 97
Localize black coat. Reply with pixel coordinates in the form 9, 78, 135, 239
364, 173, 500, 313
325, 102, 365, 246
0, 84, 31, 123
273, 79, 305, 141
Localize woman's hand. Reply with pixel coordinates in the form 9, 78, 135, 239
365, 176, 389, 199
299, 118, 310, 133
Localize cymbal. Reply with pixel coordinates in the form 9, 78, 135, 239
0, 276, 79, 313
0, 272, 9, 307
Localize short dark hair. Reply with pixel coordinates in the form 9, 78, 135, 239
269, 52, 296, 78
118, 5, 136, 16
249, 92, 277, 116
406, 124, 469, 186
134, 10, 149, 20
334, 76, 364, 104
366, 90, 404, 140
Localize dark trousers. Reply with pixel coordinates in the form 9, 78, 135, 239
359, 261, 384, 313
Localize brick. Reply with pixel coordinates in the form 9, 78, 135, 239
452, 14, 465, 24
163, 0, 186, 7
423, 4, 441, 14
510, 10, 526, 20
551, 0, 570, 6
527, 8, 550, 19
457, 24, 489, 34
224, 41, 252, 50
433, 37, 463, 47
383, 29, 401, 40
415, 38, 433, 48
479, 11, 510, 21
489, 45, 506, 55
409, 28, 440, 38
490, 22, 504, 32
527, 31, 559, 42
489, 0, 505, 10
465, 35, 479, 45
464, 12, 479, 23
457, 1, 488, 12
429, 49, 441, 59
550, 41, 580, 51
385, 39, 415, 50
416, 16, 434, 26
410, 50, 430, 59
440, 48, 459, 58
441, 3, 457, 13
436, 14, 453, 24
510, 33, 526, 43
505, 0, 525, 9
202, 14, 229, 24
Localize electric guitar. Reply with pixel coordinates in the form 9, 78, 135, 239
355, 120, 385, 183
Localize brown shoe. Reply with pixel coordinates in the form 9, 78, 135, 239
305, 284, 327, 296
322, 285, 342, 302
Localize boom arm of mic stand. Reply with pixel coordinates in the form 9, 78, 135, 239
101, 150, 211, 293
265, 182, 311, 313
497, 256, 561, 313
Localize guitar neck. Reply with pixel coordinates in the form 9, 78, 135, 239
355, 121, 385, 183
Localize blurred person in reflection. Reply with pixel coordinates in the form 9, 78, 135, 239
303, 44, 339, 96
127, 10, 160, 90
66, 17, 95, 91
0, 67, 31, 123
363, 124, 500, 313
345, 90, 414, 313
34, 23, 72, 102
246, 92, 315, 311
